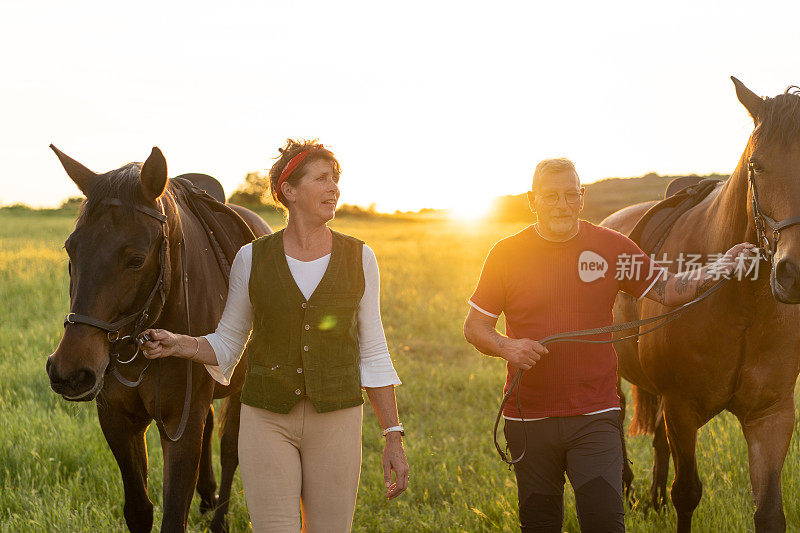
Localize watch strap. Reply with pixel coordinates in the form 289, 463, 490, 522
383, 424, 404, 436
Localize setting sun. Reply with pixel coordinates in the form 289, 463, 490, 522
447, 196, 495, 221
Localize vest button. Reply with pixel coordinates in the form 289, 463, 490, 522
301, 302, 307, 309
303, 345, 309, 351
304, 324, 310, 330
297, 368, 303, 374
295, 389, 301, 395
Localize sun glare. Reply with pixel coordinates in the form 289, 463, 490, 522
448, 196, 494, 221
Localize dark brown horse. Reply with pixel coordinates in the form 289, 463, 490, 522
45, 146, 271, 532
602, 78, 800, 532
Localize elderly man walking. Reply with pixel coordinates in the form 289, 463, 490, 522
463, 158, 755, 532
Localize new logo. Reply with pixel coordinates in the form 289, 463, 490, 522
578, 250, 608, 282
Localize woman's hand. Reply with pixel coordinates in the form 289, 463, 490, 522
383, 433, 409, 500
138, 328, 181, 359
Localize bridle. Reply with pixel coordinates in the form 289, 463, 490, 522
63, 195, 192, 442
748, 159, 800, 264
64, 198, 169, 363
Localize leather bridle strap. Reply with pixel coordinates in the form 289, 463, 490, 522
102, 197, 167, 223
63, 197, 168, 340
749, 161, 800, 263
65, 309, 145, 334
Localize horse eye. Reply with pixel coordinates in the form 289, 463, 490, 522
126, 256, 145, 269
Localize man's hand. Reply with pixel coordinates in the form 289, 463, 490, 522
382, 433, 409, 500
502, 338, 549, 370
714, 242, 759, 278
464, 307, 549, 369
645, 242, 760, 306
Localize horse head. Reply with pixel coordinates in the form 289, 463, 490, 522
734, 77, 800, 303
46, 146, 175, 400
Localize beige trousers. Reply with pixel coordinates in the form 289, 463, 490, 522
238, 399, 363, 533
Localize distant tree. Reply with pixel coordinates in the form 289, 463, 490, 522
59, 196, 84, 210
336, 203, 379, 218
227, 171, 288, 216
228, 171, 269, 208
0, 203, 33, 213
226, 171, 288, 217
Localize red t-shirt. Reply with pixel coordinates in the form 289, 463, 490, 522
469, 220, 663, 418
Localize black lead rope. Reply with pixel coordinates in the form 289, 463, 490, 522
493, 277, 730, 465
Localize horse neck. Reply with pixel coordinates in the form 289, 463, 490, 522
706, 151, 755, 249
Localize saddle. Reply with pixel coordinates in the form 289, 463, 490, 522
628, 177, 720, 255
175, 173, 227, 204
170, 177, 256, 280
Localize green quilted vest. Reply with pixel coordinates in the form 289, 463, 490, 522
240, 229, 366, 413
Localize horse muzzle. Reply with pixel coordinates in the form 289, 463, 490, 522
771, 258, 800, 304
46, 355, 103, 401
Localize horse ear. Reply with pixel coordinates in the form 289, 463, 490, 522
50, 144, 98, 195
140, 147, 168, 201
731, 76, 763, 122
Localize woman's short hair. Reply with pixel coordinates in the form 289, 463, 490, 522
532, 158, 578, 190
268, 139, 341, 206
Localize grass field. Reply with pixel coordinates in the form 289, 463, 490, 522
2, 208, 800, 532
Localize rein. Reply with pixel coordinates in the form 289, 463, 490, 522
63, 196, 192, 442
494, 276, 730, 465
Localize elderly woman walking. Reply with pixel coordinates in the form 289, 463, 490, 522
140, 139, 408, 532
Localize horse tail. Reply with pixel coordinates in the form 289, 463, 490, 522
630, 384, 661, 436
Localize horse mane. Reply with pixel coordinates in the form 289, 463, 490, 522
76, 162, 175, 228
757, 86, 800, 146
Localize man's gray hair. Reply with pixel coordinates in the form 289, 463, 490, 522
532, 158, 579, 190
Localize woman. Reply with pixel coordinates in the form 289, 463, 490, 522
139, 139, 409, 532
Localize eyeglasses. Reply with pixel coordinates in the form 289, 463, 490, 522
535, 190, 584, 206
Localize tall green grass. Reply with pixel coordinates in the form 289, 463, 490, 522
1, 211, 798, 532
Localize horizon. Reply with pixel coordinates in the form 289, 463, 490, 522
1, 1, 797, 213
2, 168, 724, 217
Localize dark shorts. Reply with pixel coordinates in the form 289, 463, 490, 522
503, 410, 625, 533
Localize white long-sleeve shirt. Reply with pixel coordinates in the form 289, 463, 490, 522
202, 242, 401, 388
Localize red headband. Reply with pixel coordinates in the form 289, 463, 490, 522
276, 145, 328, 202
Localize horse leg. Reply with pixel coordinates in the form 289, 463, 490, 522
650, 411, 670, 510
740, 399, 794, 532
616, 380, 634, 503
210, 395, 242, 533
159, 405, 210, 532
663, 398, 703, 533
196, 406, 218, 514
97, 403, 154, 533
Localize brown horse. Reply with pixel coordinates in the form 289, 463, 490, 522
45, 146, 271, 532
601, 78, 800, 532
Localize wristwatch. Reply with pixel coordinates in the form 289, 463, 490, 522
383, 424, 404, 437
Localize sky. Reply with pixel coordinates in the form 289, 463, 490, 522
1, 0, 799, 213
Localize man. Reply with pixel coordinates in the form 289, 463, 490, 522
463, 158, 754, 532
